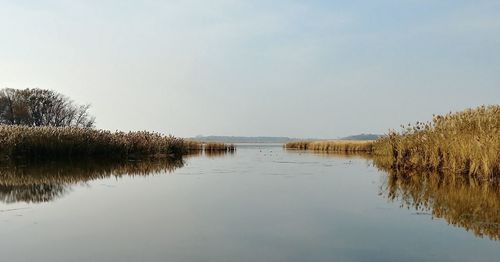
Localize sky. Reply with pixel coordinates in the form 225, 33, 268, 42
1, 0, 499, 138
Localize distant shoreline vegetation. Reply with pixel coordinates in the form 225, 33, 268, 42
285, 140, 374, 153
0, 88, 234, 162
0, 125, 236, 161
286, 105, 500, 180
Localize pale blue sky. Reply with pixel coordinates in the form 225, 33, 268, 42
1, 0, 499, 138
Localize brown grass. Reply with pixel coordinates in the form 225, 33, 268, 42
0, 125, 239, 161
285, 140, 374, 152
373, 105, 500, 180
0, 125, 199, 161
287, 105, 500, 180
204, 142, 236, 152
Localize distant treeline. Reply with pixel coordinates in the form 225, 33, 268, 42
340, 134, 381, 140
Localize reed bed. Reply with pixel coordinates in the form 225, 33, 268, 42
0, 125, 195, 160
183, 140, 204, 151
285, 140, 374, 152
286, 105, 500, 180
373, 105, 500, 180
204, 142, 236, 153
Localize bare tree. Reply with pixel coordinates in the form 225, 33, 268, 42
0, 88, 95, 128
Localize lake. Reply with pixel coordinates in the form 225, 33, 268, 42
0, 144, 498, 262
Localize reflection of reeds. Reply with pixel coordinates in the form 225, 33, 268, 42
285, 149, 373, 160
285, 140, 374, 152
0, 184, 69, 204
204, 150, 235, 158
0, 158, 185, 203
378, 168, 500, 241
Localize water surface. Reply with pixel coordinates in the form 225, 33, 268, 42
0, 145, 498, 261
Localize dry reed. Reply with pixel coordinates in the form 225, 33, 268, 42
286, 105, 500, 180
0, 125, 194, 160
285, 140, 374, 152
204, 142, 236, 153
373, 105, 500, 180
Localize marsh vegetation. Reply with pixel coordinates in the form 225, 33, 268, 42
0, 125, 235, 161
204, 142, 236, 153
286, 105, 500, 180
374, 105, 500, 180
285, 140, 374, 152
0, 88, 235, 162
0, 125, 191, 160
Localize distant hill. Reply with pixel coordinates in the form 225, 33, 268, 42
340, 134, 382, 140
190, 134, 382, 143
190, 136, 305, 143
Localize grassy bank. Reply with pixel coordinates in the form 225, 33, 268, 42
285, 140, 374, 152
286, 105, 500, 179
0, 125, 232, 161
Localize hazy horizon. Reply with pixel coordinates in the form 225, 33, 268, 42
1, 1, 499, 138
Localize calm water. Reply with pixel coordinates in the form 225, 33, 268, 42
0, 144, 498, 262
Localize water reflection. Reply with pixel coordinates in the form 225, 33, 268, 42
0, 158, 186, 204
285, 149, 373, 160
204, 150, 235, 158
378, 169, 500, 241
369, 152, 500, 240
287, 149, 500, 240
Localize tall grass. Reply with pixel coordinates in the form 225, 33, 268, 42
374, 105, 500, 180
0, 125, 238, 161
204, 142, 236, 153
0, 125, 200, 160
286, 105, 500, 180
285, 140, 374, 152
